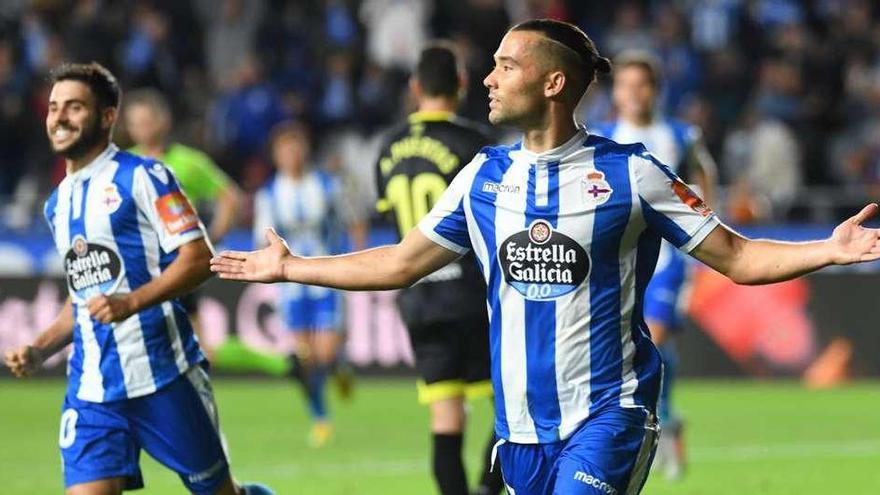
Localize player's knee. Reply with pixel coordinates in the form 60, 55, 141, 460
430, 398, 466, 433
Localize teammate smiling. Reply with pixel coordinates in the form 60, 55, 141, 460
4, 62, 271, 495
211, 20, 880, 495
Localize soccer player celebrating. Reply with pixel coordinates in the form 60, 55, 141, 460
254, 121, 363, 447
374, 43, 503, 495
3, 62, 272, 495
124, 88, 290, 377
593, 51, 717, 480
211, 20, 880, 495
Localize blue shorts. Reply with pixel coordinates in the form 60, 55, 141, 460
643, 243, 690, 330
497, 407, 659, 495
279, 283, 341, 331
60, 366, 229, 494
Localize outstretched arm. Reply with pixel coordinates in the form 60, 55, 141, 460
692, 204, 880, 285
210, 227, 461, 290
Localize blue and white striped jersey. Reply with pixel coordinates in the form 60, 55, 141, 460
254, 170, 345, 299
418, 129, 719, 444
44, 144, 206, 403
253, 170, 346, 257
592, 118, 699, 175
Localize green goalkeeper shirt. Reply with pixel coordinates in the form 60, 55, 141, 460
130, 143, 231, 204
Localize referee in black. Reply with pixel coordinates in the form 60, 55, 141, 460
374, 43, 503, 495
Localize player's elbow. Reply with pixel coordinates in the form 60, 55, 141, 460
181, 240, 214, 282
392, 261, 422, 289
726, 268, 761, 286
722, 242, 763, 285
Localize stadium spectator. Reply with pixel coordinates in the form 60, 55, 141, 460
197, 0, 265, 91
0, 2, 879, 233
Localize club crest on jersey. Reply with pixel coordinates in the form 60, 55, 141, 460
581, 170, 613, 205
671, 180, 712, 216
498, 219, 590, 301
65, 235, 124, 302
101, 184, 122, 214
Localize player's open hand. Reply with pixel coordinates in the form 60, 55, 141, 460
88, 294, 136, 324
4, 345, 44, 378
828, 203, 880, 265
210, 228, 292, 283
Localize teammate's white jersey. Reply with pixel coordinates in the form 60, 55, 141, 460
253, 170, 346, 299
593, 118, 700, 175
253, 170, 345, 257
418, 128, 719, 444
44, 144, 206, 403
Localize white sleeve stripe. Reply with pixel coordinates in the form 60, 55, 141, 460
160, 228, 205, 254
418, 222, 470, 254
680, 215, 721, 253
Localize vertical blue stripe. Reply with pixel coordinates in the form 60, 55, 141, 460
587, 144, 633, 409
69, 178, 125, 401
268, 177, 287, 238
632, 231, 664, 409
470, 147, 514, 440
44, 189, 59, 235
174, 303, 203, 367
522, 161, 562, 442
68, 303, 84, 397
111, 157, 181, 389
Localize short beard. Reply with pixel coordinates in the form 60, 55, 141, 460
52, 116, 106, 160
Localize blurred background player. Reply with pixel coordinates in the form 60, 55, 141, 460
124, 89, 289, 377
4, 62, 272, 495
593, 51, 718, 480
373, 43, 503, 495
254, 121, 365, 447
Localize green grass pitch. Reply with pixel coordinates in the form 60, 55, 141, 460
1, 379, 878, 494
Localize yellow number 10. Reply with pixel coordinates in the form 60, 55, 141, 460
385, 172, 449, 236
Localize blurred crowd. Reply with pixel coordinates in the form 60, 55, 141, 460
1, 0, 880, 230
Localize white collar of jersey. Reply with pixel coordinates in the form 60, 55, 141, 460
516, 127, 588, 163
65, 143, 118, 182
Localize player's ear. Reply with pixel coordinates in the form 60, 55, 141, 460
101, 106, 118, 131
544, 70, 566, 99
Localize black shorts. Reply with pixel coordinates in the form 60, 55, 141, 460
408, 316, 493, 404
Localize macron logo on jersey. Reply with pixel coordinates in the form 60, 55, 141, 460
482, 180, 522, 195
573, 471, 617, 494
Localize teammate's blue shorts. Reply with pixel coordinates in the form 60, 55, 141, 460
59, 365, 229, 494
497, 406, 659, 495
643, 243, 689, 331
279, 283, 341, 331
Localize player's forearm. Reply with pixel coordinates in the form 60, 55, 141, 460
725, 238, 832, 285
282, 245, 417, 291
208, 186, 240, 241
31, 297, 74, 359
128, 241, 213, 311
